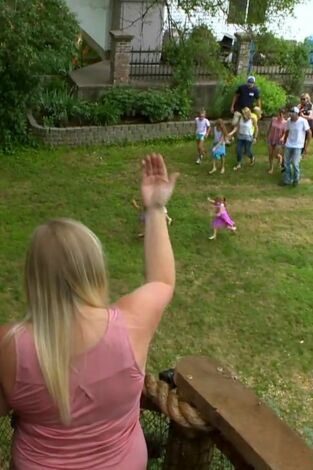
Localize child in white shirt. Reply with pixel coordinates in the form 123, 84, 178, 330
195, 109, 211, 164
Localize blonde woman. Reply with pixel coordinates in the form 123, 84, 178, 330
298, 93, 313, 154
298, 93, 312, 119
0, 154, 178, 470
228, 107, 257, 170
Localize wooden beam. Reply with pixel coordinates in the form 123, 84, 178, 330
175, 356, 313, 470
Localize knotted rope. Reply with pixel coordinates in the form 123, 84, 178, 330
143, 373, 211, 432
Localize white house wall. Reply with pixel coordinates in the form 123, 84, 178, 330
65, 0, 112, 52
120, 1, 164, 50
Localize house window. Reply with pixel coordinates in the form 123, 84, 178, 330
227, 0, 268, 24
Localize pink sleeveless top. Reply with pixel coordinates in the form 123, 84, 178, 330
7, 308, 147, 470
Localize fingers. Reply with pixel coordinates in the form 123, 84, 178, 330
142, 153, 168, 180
154, 153, 168, 180
142, 155, 153, 177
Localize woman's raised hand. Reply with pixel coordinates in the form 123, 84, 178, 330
141, 154, 179, 209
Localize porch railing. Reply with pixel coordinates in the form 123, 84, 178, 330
129, 48, 216, 82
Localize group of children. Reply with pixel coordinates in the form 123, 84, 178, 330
195, 106, 266, 173
133, 104, 306, 241
193, 102, 301, 239
194, 106, 290, 239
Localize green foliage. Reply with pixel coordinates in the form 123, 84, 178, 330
209, 81, 227, 119
162, 24, 227, 90
36, 85, 192, 127
170, 88, 192, 119
36, 84, 78, 127
0, 0, 79, 149
93, 102, 122, 126
139, 90, 174, 123
217, 75, 287, 117
285, 94, 300, 108
99, 87, 138, 118
167, 0, 301, 27
253, 32, 310, 95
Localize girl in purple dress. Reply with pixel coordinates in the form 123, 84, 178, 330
208, 196, 236, 240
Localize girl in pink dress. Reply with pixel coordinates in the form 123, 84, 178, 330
208, 196, 236, 240
267, 108, 287, 174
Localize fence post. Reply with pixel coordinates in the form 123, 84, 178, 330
163, 423, 214, 469
109, 30, 133, 85
234, 32, 252, 76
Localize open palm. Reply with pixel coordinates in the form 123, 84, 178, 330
141, 154, 178, 209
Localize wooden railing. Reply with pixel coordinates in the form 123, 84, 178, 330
142, 356, 313, 469
1, 357, 313, 469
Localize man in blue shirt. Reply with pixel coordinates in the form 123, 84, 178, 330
230, 76, 261, 126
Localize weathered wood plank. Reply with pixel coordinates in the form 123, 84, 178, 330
175, 356, 313, 470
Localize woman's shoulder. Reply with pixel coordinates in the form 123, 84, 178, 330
0, 323, 18, 386
0, 323, 16, 348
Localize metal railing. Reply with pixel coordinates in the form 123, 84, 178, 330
252, 65, 313, 79
129, 48, 216, 81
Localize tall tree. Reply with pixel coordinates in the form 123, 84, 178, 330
0, 0, 79, 148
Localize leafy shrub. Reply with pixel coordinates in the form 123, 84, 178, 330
285, 94, 300, 108
208, 82, 227, 119
93, 102, 122, 126
36, 85, 78, 127
0, 0, 79, 149
99, 87, 138, 118
170, 88, 192, 120
36, 85, 192, 126
253, 33, 310, 95
162, 24, 227, 90
219, 75, 287, 117
138, 90, 174, 123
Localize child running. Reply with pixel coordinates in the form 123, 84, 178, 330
132, 199, 172, 237
195, 109, 211, 164
208, 196, 236, 240
266, 108, 287, 174
209, 119, 228, 175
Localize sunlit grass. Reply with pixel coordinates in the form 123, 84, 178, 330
0, 138, 313, 447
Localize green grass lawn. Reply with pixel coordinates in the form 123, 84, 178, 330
1, 138, 313, 447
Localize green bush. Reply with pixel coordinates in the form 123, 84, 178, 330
218, 75, 287, 117
93, 102, 122, 126
99, 87, 138, 118
36, 85, 79, 127
253, 33, 310, 95
36, 85, 192, 126
285, 94, 300, 108
170, 88, 192, 120
138, 90, 174, 122
208, 81, 227, 119
0, 0, 79, 149
162, 24, 227, 90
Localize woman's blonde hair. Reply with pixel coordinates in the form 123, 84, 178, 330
300, 93, 312, 103
241, 107, 252, 120
252, 106, 262, 119
22, 219, 108, 424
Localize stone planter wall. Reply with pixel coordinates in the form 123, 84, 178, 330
28, 114, 270, 147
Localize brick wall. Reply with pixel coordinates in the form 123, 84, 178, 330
28, 114, 270, 147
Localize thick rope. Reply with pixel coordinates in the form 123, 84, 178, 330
143, 373, 212, 432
